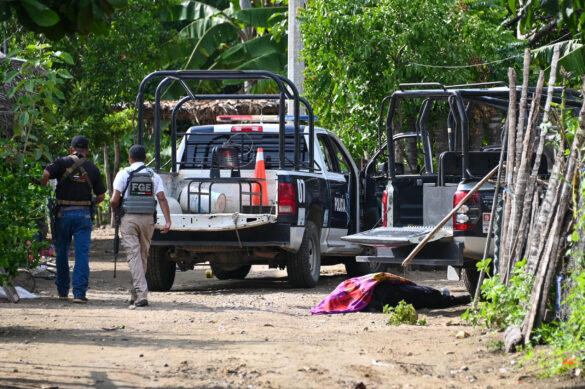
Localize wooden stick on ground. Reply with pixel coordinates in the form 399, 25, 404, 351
0, 267, 20, 303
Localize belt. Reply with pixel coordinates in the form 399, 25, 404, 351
60, 205, 90, 211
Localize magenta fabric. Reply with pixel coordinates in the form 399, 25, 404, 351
310, 272, 416, 315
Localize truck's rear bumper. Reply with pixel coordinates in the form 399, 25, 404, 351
152, 223, 304, 250
356, 240, 464, 267
156, 213, 277, 232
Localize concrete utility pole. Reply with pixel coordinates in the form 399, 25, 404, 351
287, 0, 305, 115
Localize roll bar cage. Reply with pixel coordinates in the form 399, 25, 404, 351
379, 82, 582, 182
135, 70, 315, 173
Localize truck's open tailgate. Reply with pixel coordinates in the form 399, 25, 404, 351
341, 226, 452, 248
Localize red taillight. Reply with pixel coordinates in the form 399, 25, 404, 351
278, 182, 296, 214
453, 190, 481, 231
382, 190, 388, 227
231, 125, 262, 132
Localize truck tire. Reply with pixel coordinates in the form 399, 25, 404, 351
210, 263, 251, 280
462, 266, 480, 297
287, 221, 321, 288
146, 246, 176, 292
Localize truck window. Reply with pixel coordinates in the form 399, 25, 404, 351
331, 142, 350, 174
318, 137, 335, 172
181, 132, 310, 170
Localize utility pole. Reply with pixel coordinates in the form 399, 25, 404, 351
287, 0, 305, 115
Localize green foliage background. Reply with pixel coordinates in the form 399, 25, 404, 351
300, 0, 519, 157
0, 140, 48, 284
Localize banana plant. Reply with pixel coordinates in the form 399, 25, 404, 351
532, 40, 585, 78
161, 0, 287, 94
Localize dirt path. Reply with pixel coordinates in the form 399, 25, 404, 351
0, 227, 580, 388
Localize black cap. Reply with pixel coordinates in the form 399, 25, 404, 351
129, 144, 147, 161
71, 135, 89, 149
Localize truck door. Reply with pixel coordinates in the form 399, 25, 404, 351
318, 134, 355, 245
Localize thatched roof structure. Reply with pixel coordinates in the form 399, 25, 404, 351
140, 99, 280, 125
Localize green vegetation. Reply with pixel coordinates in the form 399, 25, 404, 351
383, 300, 427, 326
462, 258, 534, 329
300, 0, 518, 156
0, 0, 128, 39
0, 139, 48, 285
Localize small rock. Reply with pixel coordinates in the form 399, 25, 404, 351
455, 331, 470, 339
575, 368, 582, 377
139, 354, 144, 358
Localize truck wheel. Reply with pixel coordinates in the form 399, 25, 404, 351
210, 263, 251, 280
287, 221, 321, 288
146, 246, 176, 292
461, 266, 480, 297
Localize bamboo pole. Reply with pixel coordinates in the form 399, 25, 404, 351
503, 71, 545, 282
515, 48, 532, 169
522, 80, 585, 343
499, 68, 518, 276
402, 165, 499, 267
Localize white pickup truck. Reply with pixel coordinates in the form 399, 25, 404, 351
134, 70, 372, 291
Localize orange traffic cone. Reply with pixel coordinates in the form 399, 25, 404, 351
252, 147, 268, 206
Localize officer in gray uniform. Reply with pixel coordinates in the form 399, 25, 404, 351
110, 144, 171, 307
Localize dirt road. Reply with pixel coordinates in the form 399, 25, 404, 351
0, 227, 580, 388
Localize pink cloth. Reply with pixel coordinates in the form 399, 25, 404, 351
311, 272, 416, 314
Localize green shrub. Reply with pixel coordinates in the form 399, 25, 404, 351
462, 258, 534, 329
383, 300, 427, 326
0, 140, 49, 285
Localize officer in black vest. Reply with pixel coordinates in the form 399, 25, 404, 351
110, 144, 171, 308
41, 135, 106, 303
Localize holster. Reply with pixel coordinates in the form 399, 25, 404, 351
90, 197, 97, 222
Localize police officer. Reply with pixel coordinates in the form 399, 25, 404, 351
41, 135, 106, 303
110, 144, 171, 308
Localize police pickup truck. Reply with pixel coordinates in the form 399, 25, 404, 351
345, 82, 578, 294
134, 70, 370, 291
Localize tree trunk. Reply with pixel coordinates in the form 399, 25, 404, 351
469, 116, 484, 151
114, 135, 121, 178
103, 144, 112, 198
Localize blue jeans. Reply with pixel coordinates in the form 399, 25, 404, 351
55, 209, 93, 298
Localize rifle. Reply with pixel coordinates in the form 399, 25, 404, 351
112, 207, 122, 278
